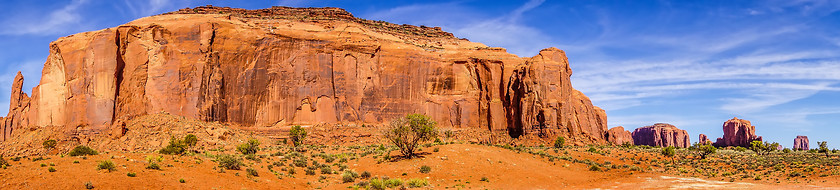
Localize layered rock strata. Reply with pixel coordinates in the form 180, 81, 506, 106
794, 136, 809, 150
0, 6, 609, 145
713, 117, 762, 147
631, 123, 690, 148
606, 126, 633, 145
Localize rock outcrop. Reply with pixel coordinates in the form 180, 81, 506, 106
631, 123, 690, 148
698, 134, 712, 145
0, 6, 609, 145
0, 72, 30, 141
794, 136, 809, 150
606, 126, 633, 145
713, 117, 762, 147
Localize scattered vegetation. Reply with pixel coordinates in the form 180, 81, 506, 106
237, 139, 261, 155
383, 114, 439, 158
42, 139, 57, 149
818, 141, 830, 157
145, 155, 162, 170
661, 146, 675, 163
554, 136, 565, 148
68, 146, 98, 156
159, 135, 199, 155
419, 165, 431, 173
48, 167, 56, 172
342, 170, 359, 183
290, 125, 308, 147
696, 144, 716, 159
127, 172, 136, 177
97, 160, 116, 172
217, 154, 243, 170
246, 168, 259, 177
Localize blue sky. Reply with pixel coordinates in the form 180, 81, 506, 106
1, 0, 839, 148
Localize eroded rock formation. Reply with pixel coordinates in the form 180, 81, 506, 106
0, 72, 30, 141
631, 123, 690, 148
0, 6, 609, 145
713, 117, 762, 147
606, 126, 633, 145
794, 136, 809, 150
698, 134, 711, 145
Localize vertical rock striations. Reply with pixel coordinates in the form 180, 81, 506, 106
698, 134, 711, 145
713, 117, 762, 147
794, 136, 809, 150
0, 6, 609, 145
631, 123, 690, 148
606, 126, 633, 145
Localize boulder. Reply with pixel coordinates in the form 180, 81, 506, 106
631, 123, 690, 148
606, 126, 633, 145
794, 136, 809, 150
713, 117, 762, 147
0, 6, 609, 145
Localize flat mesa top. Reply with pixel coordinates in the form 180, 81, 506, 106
164, 5, 457, 40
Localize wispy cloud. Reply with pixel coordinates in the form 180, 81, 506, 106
0, 0, 88, 36
121, 0, 178, 18
365, 0, 552, 56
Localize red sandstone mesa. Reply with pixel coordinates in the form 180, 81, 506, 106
713, 117, 762, 147
794, 136, 809, 150
0, 6, 609, 147
631, 123, 690, 148
606, 126, 633, 145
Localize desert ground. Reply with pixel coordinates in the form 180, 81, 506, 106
2, 125, 839, 189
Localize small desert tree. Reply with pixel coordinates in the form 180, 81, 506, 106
661, 146, 676, 164
696, 144, 716, 159
289, 125, 307, 147
383, 114, 438, 158
553, 136, 565, 149
749, 141, 777, 156
818, 141, 830, 157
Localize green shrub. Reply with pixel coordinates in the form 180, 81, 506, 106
97, 160, 116, 172
237, 139, 260, 155
217, 154, 242, 170
48, 167, 56, 172
406, 178, 429, 188
320, 166, 333, 174
43, 139, 57, 149
342, 170, 359, 183
290, 125, 308, 147
696, 144, 716, 159
305, 168, 316, 175
383, 114, 438, 158
589, 165, 601, 171
184, 134, 198, 147
179, 178, 186, 183
69, 146, 98, 156
0, 157, 9, 167
782, 148, 792, 153
127, 172, 136, 177
84, 182, 94, 189
554, 136, 565, 148
661, 146, 676, 163
385, 178, 403, 187
160, 135, 199, 155
246, 168, 259, 177
360, 171, 371, 179
419, 165, 431, 173
587, 147, 598, 153
369, 178, 386, 190
480, 177, 489, 182
145, 155, 162, 170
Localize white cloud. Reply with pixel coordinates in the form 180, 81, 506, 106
0, 0, 88, 36
364, 0, 553, 57
122, 0, 178, 18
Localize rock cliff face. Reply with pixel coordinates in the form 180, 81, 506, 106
794, 136, 809, 150
631, 123, 690, 148
606, 126, 633, 145
713, 117, 762, 147
0, 6, 609, 145
698, 134, 711, 145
